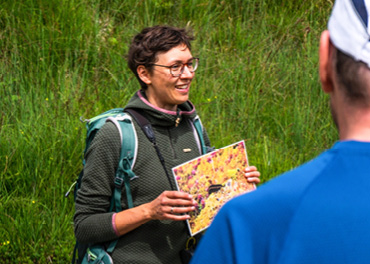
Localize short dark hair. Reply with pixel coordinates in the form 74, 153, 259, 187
335, 49, 370, 107
127, 25, 195, 89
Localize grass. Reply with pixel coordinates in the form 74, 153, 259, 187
0, 0, 335, 262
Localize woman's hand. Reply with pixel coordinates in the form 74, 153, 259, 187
115, 191, 196, 236
244, 166, 261, 184
116, 170, 259, 236
148, 190, 197, 221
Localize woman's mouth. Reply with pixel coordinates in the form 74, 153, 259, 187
176, 84, 189, 90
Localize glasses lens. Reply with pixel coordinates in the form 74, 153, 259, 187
188, 58, 198, 72
171, 64, 182, 76
170, 58, 198, 77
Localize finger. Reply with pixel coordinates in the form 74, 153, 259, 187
164, 190, 193, 200
160, 197, 197, 209
166, 213, 191, 221
172, 205, 196, 214
160, 191, 196, 208
170, 199, 198, 208
246, 177, 260, 183
167, 206, 195, 218
245, 166, 257, 172
245, 170, 260, 178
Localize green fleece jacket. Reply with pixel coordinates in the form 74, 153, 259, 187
74, 90, 211, 264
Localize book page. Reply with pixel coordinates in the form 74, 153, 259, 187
172, 140, 256, 236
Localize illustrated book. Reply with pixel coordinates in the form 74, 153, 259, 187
172, 140, 256, 236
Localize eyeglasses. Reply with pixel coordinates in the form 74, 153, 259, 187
150, 58, 199, 77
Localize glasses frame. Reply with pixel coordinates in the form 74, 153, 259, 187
150, 57, 199, 77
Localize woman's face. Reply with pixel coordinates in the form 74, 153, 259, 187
142, 44, 195, 111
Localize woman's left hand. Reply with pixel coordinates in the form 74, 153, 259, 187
244, 166, 261, 184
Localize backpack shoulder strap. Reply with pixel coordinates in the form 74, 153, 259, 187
83, 108, 126, 158
125, 108, 175, 190
106, 113, 138, 210
101, 112, 139, 255
192, 115, 207, 155
70, 108, 129, 263
65, 108, 127, 199
124, 109, 155, 143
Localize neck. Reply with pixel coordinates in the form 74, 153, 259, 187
338, 107, 370, 142
142, 90, 178, 112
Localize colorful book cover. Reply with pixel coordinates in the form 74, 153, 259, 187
172, 140, 256, 236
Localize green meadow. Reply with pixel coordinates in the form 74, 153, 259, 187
0, 0, 335, 262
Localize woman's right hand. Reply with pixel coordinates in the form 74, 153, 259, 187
147, 190, 197, 221
115, 190, 196, 236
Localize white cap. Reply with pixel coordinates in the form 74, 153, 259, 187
328, 0, 370, 67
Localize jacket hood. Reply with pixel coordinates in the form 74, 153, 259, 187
124, 90, 198, 127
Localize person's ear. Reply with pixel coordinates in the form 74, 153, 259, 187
319, 30, 335, 93
137, 65, 152, 85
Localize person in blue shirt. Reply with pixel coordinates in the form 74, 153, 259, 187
190, 0, 370, 263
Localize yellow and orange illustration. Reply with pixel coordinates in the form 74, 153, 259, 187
172, 140, 256, 236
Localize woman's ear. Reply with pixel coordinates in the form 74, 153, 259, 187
137, 65, 152, 85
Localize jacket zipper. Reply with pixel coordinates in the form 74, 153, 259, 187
167, 128, 177, 160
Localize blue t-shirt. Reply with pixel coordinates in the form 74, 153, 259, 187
191, 141, 370, 264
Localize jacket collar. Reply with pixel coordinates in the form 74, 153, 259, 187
124, 90, 198, 127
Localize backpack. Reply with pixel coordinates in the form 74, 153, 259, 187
66, 107, 207, 264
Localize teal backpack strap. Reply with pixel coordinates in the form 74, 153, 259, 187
69, 108, 129, 264
104, 113, 138, 254
106, 113, 138, 210
84, 108, 126, 155
192, 115, 207, 155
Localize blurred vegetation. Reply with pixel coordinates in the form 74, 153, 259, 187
0, 0, 334, 262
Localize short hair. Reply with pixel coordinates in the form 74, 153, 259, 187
335, 48, 370, 107
127, 25, 194, 89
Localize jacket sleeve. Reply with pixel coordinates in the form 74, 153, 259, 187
74, 122, 121, 244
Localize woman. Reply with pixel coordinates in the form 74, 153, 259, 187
74, 25, 260, 264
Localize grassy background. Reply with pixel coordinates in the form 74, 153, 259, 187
0, 0, 335, 262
